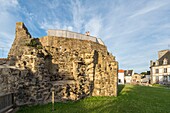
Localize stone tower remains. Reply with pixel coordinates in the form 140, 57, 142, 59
0, 22, 118, 105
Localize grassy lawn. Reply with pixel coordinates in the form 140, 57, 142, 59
17, 85, 170, 113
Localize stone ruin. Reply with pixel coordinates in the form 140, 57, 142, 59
0, 22, 118, 105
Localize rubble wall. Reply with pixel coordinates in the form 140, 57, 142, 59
0, 22, 118, 105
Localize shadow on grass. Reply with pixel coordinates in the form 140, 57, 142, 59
18, 85, 170, 113
118, 84, 125, 95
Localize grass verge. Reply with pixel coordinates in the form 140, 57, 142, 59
17, 84, 170, 113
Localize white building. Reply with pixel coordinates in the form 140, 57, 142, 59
118, 69, 134, 84
141, 75, 151, 83
125, 76, 131, 84
121, 70, 134, 84
118, 70, 125, 84
150, 50, 170, 84
124, 70, 134, 84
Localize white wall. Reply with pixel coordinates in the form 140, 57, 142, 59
152, 65, 170, 75
125, 76, 131, 84
168, 76, 170, 82
145, 75, 150, 80
118, 72, 124, 84
151, 65, 170, 84
159, 76, 163, 82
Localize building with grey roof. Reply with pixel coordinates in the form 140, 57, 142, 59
150, 50, 170, 84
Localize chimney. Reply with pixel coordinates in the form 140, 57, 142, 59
85, 31, 90, 36
150, 60, 153, 66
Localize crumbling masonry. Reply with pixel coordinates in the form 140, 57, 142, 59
0, 22, 118, 105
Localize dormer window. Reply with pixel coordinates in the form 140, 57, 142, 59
155, 61, 159, 66
163, 58, 168, 65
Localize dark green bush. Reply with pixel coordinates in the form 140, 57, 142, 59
37, 45, 43, 49
26, 39, 42, 49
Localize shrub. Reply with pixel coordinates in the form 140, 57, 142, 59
26, 39, 42, 49
37, 45, 43, 49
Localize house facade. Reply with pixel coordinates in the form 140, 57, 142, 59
141, 71, 151, 83
124, 70, 134, 84
131, 74, 142, 84
150, 50, 170, 84
118, 69, 125, 84
141, 75, 151, 83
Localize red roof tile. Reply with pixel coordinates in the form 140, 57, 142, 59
119, 69, 124, 73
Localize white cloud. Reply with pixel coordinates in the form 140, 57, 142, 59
91, 0, 170, 73
84, 16, 102, 37
1, 0, 170, 73
67, 26, 73, 31
130, 2, 167, 18
0, 0, 20, 57
70, 0, 85, 33
40, 20, 61, 30
0, 0, 19, 10
40, 19, 74, 33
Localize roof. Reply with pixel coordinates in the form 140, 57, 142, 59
158, 50, 170, 65
124, 70, 133, 76
118, 69, 124, 73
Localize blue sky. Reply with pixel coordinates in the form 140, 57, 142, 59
0, 0, 170, 73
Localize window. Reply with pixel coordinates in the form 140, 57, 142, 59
156, 76, 159, 83
163, 76, 168, 82
164, 68, 167, 73
156, 61, 159, 65
119, 79, 121, 83
163, 58, 168, 65
155, 69, 159, 73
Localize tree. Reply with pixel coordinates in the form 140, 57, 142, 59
140, 72, 147, 75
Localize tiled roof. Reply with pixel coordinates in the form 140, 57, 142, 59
118, 69, 124, 73
158, 51, 170, 65
124, 70, 133, 76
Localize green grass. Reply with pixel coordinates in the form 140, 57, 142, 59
152, 83, 166, 87
16, 85, 170, 113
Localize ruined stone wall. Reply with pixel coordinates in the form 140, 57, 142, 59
0, 22, 118, 105
0, 67, 52, 105
8, 22, 32, 58
38, 36, 118, 96
0, 58, 9, 65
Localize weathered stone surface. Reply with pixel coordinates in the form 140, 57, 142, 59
0, 22, 118, 105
